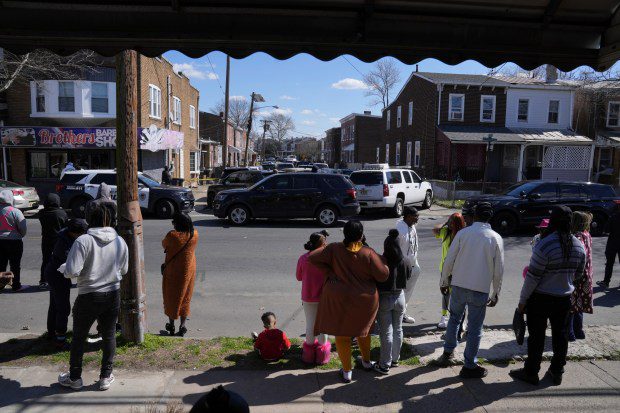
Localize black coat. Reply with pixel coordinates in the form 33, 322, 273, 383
39, 194, 68, 249
606, 212, 620, 252
44, 229, 76, 283
377, 230, 411, 293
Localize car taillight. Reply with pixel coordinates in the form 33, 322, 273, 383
346, 188, 356, 199
11, 190, 24, 196
614, 199, 620, 205
383, 184, 389, 197
55, 183, 65, 193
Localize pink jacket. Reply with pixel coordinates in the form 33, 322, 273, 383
296, 252, 326, 302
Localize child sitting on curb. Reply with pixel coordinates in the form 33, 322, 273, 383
252, 312, 291, 361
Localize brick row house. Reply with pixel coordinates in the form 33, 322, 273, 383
382, 70, 592, 183
338, 111, 382, 166
0, 55, 200, 194
323, 127, 341, 166
199, 111, 250, 173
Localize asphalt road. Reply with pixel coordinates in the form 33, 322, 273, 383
1, 209, 619, 339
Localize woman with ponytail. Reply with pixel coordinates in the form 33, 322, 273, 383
296, 230, 331, 364
511, 206, 586, 387
309, 220, 389, 383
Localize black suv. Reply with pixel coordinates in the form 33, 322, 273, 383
206, 170, 273, 207
212, 173, 360, 226
464, 181, 619, 236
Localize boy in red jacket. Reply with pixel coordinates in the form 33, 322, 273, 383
252, 312, 291, 361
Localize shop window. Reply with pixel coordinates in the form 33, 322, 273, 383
92, 82, 108, 113
58, 81, 75, 112
449, 94, 464, 121
30, 152, 48, 178
36, 82, 45, 112
50, 152, 68, 178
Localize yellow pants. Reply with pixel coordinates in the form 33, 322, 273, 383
335, 335, 371, 372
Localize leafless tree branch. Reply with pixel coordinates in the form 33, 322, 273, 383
363, 58, 401, 110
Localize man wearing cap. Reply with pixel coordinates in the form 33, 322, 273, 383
511, 205, 585, 386
396, 206, 421, 324
433, 202, 504, 379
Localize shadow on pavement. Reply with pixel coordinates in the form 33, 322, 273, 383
593, 285, 620, 308
193, 217, 346, 229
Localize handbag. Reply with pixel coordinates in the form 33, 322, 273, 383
512, 308, 526, 345
161, 235, 192, 275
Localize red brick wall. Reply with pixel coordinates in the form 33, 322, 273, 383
439, 85, 507, 125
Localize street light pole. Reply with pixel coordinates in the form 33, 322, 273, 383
260, 119, 272, 162
481, 133, 498, 195
222, 56, 230, 167
244, 92, 265, 166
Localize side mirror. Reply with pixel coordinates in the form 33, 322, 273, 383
520, 190, 527, 198
528, 193, 542, 200
256, 186, 265, 192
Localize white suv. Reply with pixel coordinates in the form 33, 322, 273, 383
350, 165, 433, 216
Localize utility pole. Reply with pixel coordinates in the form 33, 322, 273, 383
244, 92, 256, 167
481, 133, 497, 195
116, 50, 146, 344
222, 56, 230, 168
260, 119, 272, 162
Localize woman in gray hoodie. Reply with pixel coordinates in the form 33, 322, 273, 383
0, 189, 28, 292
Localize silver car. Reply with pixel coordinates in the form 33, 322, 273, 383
0, 180, 40, 211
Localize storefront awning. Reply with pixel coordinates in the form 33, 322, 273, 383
0, 1, 618, 71
438, 125, 592, 145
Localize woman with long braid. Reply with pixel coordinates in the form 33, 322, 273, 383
510, 206, 586, 386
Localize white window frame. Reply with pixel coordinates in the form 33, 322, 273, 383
479, 95, 496, 123
91, 82, 109, 114
548, 100, 560, 124
35, 81, 45, 113
395, 141, 401, 165
189, 105, 196, 129
173, 96, 181, 125
406, 141, 412, 166
448, 94, 464, 121
376, 147, 380, 163
190, 151, 200, 173
408, 101, 413, 125
149, 84, 161, 119
58, 81, 75, 112
518, 99, 529, 123
608, 101, 620, 127
385, 143, 390, 163
386, 109, 391, 130
414, 141, 421, 168
396, 105, 402, 128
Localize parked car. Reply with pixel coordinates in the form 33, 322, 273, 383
221, 167, 250, 180
463, 180, 620, 236
0, 180, 40, 211
212, 173, 360, 227
56, 169, 194, 218
349, 166, 433, 216
206, 170, 269, 207
275, 162, 296, 171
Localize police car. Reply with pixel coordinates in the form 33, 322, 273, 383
56, 169, 194, 218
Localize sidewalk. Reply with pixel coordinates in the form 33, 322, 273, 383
1, 361, 619, 412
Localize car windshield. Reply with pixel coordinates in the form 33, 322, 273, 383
314, 163, 328, 169
276, 163, 294, 169
140, 174, 161, 187
350, 172, 383, 185
505, 182, 541, 197
0, 180, 22, 188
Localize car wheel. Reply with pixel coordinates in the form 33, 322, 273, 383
228, 205, 250, 226
316, 205, 338, 227
155, 199, 176, 219
70, 197, 89, 218
392, 197, 404, 218
493, 211, 518, 236
590, 213, 607, 237
422, 190, 433, 209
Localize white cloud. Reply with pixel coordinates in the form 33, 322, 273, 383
260, 107, 293, 116
230, 95, 247, 101
280, 95, 297, 100
274, 107, 293, 116
301, 120, 316, 126
172, 63, 218, 81
331, 78, 368, 90
300, 109, 314, 115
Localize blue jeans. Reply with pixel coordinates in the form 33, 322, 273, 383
444, 286, 489, 369
378, 290, 406, 368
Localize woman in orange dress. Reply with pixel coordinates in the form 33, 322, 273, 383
162, 212, 198, 337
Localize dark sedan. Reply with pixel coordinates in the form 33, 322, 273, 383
464, 181, 619, 236
212, 173, 360, 226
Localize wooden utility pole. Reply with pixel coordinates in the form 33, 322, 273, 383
222, 56, 230, 167
260, 119, 271, 162
116, 50, 146, 343
244, 92, 256, 167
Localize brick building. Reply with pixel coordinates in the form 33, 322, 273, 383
323, 127, 341, 166
199, 111, 248, 171
0, 55, 199, 192
339, 112, 382, 166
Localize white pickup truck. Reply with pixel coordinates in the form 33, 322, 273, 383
350, 165, 433, 216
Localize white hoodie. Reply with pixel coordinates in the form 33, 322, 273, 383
65, 227, 129, 295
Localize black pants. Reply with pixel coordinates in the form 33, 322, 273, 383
0, 239, 23, 290
40, 243, 54, 284
46, 270, 72, 337
70, 290, 120, 380
524, 292, 571, 376
604, 249, 620, 284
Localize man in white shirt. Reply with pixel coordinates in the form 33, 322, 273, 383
396, 206, 421, 324
433, 202, 504, 379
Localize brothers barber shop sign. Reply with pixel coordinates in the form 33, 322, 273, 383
0, 125, 183, 152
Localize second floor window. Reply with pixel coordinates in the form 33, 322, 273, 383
397, 105, 402, 127
189, 105, 196, 129
35, 82, 45, 112
173, 96, 181, 124
149, 85, 161, 118
91, 83, 108, 113
480, 95, 496, 122
518, 99, 529, 122
449, 94, 464, 121
548, 100, 559, 124
386, 109, 391, 130
408, 101, 413, 125
58, 81, 74, 112
608, 102, 620, 127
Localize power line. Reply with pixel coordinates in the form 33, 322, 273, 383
342, 56, 366, 79
206, 53, 225, 97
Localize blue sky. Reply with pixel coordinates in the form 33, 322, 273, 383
162, 51, 591, 139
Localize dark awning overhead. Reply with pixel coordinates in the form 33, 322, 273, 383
1, 1, 619, 71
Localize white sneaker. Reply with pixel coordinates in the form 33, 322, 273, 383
356, 355, 375, 370
403, 315, 416, 324
437, 315, 449, 329
99, 374, 115, 391
340, 369, 352, 383
58, 372, 83, 390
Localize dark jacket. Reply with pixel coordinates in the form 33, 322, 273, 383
377, 229, 411, 293
39, 193, 68, 248
606, 211, 620, 252
162, 168, 171, 185
85, 183, 117, 227
44, 228, 77, 282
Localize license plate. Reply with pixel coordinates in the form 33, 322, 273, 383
360, 189, 368, 195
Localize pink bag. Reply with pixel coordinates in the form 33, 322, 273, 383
522, 266, 528, 279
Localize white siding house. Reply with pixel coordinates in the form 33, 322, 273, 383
505, 86, 573, 129
30, 80, 116, 121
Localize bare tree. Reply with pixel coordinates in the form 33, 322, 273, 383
211, 97, 250, 130
0, 49, 100, 93
363, 58, 401, 109
265, 112, 295, 142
